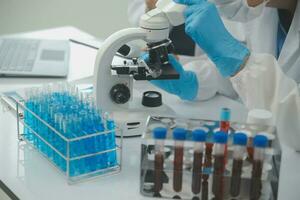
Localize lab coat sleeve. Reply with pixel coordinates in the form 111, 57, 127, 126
128, 0, 146, 26
210, 0, 264, 22
230, 53, 300, 151
184, 55, 238, 101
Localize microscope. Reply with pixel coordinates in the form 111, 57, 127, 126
93, 0, 186, 136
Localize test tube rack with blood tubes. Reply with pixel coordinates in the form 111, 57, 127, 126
140, 115, 281, 200
3, 82, 123, 184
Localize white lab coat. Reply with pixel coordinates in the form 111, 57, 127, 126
231, 53, 300, 151
211, 0, 268, 23
128, 0, 146, 27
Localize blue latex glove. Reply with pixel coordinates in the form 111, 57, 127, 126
142, 54, 199, 101
174, 0, 250, 77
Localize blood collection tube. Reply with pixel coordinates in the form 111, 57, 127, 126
191, 129, 206, 195
246, 109, 273, 163
230, 133, 248, 198
153, 127, 167, 195
172, 128, 186, 193
202, 142, 212, 200
202, 131, 213, 200
220, 108, 231, 164
250, 135, 268, 200
220, 108, 231, 133
212, 131, 228, 200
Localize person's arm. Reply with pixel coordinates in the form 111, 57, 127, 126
231, 53, 300, 151
128, 0, 146, 26
143, 53, 237, 101
184, 56, 238, 100
210, 0, 265, 22
145, 0, 158, 12
128, 0, 158, 26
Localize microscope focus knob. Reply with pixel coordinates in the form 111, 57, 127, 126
110, 84, 131, 104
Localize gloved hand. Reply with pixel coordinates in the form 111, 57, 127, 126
174, 0, 250, 77
142, 54, 199, 101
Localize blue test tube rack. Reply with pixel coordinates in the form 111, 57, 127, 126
15, 83, 122, 184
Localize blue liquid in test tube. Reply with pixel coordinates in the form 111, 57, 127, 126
106, 119, 117, 167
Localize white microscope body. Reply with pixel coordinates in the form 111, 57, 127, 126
93, 0, 186, 136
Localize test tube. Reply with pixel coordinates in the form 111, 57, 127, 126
257, 132, 275, 147
191, 129, 206, 195
106, 119, 117, 167
250, 135, 268, 200
70, 116, 86, 175
24, 90, 34, 142
220, 108, 231, 165
212, 131, 228, 200
153, 127, 167, 195
172, 128, 186, 193
202, 142, 213, 200
220, 108, 231, 133
230, 133, 248, 198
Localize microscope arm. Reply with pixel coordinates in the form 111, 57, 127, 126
93, 28, 148, 111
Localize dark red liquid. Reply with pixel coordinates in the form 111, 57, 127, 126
201, 143, 213, 200
201, 178, 209, 200
220, 121, 229, 165
204, 143, 213, 168
220, 121, 230, 133
230, 159, 243, 197
247, 138, 254, 162
192, 151, 203, 194
154, 153, 164, 193
173, 146, 184, 192
212, 155, 225, 200
250, 160, 263, 200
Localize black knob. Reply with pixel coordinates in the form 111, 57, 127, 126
142, 91, 162, 107
110, 84, 131, 104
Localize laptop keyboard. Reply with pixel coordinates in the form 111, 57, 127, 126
0, 39, 40, 72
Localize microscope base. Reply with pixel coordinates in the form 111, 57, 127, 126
113, 104, 175, 137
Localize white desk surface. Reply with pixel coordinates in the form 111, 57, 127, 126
0, 27, 299, 200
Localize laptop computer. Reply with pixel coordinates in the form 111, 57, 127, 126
0, 38, 69, 77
